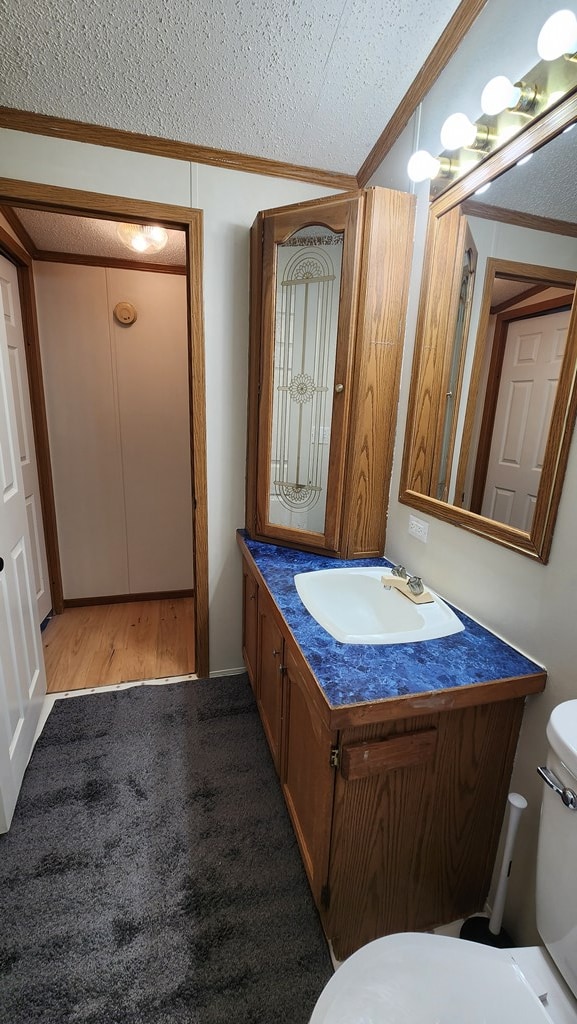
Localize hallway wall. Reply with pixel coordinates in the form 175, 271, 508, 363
35, 262, 193, 599
0, 130, 338, 670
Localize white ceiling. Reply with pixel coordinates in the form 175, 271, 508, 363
0, 0, 465, 175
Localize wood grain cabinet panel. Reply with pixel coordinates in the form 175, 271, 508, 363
281, 645, 337, 907
256, 589, 284, 774
241, 563, 258, 692
327, 701, 525, 959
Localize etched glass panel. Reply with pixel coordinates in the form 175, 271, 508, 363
269, 226, 343, 532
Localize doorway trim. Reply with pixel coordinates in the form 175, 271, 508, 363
0, 177, 209, 677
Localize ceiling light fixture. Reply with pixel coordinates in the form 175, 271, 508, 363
537, 9, 577, 61
117, 223, 169, 254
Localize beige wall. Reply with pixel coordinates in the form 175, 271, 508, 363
0, 128, 337, 670
34, 261, 193, 599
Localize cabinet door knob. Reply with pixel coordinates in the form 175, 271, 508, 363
334, 383, 344, 393
272, 648, 280, 656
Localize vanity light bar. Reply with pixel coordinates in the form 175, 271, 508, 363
407, 7, 577, 184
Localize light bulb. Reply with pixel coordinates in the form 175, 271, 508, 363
537, 9, 577, 60
440, 113, 477, 150
131, 234, 148, 252
149, 226, 167, 243
481, 76, 521, 116
407, 150, 441, 182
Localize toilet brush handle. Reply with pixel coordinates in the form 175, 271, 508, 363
489, 792, 527, 937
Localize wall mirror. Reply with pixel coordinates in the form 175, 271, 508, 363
400, 94, 577, 562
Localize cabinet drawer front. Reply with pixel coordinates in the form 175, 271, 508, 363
340, 728, 437, 780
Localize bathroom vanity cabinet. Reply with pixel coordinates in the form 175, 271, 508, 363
238, 532, 546, 961
245, 187, 415, 560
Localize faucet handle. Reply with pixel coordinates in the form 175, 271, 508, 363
407, 575, 424, 595
391, 565, 408, 578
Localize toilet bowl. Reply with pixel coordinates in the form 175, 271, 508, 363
309, 700, 577, 1024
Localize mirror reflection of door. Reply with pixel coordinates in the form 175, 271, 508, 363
468, 290, 573, 530
269, 226, 343, 532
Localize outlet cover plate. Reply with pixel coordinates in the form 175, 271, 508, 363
408, 515, 428, 543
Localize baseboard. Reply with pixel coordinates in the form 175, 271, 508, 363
63, 590, 194, 607
209, 665, 247, 678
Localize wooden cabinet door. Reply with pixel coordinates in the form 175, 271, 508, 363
281, 644, 337, 908
257, 593, 284, 773
326, 701, 526, 960
254, 193, 364, 552
241, 558, 258, 692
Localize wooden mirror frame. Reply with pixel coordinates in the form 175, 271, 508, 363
400, 91, 577, 563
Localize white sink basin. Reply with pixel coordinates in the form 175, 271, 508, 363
294, 567, 464, 644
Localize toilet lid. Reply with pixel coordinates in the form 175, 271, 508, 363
310, 933, 552, 1023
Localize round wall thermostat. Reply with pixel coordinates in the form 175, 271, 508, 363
113, 301, 137, 325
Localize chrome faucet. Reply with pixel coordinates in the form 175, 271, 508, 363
389, 565, 424, 596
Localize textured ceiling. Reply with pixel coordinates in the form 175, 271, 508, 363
0, 0, 464, 174
9, 209, 186, 265
486, 125, 577, 224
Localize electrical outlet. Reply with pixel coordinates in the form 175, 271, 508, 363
408, 514, 428, 543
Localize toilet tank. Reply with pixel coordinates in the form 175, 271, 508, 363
536, 699, 577, 999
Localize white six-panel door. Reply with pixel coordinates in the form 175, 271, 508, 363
0, 278, 46, 832
481, 309, 570, 530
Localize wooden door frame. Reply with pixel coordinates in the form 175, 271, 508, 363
0, 178, 209, 677
469, 293, 575, 515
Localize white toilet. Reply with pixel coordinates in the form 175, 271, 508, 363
310, 700, 577, 1023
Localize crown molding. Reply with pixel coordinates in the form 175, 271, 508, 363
0, 107, 357, 192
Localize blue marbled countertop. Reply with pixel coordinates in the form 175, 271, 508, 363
239, 531, 545, 709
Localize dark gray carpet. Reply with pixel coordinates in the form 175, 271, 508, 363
0, 675, 333, 1023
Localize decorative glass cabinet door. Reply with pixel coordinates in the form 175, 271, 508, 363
255, 196, 363, 551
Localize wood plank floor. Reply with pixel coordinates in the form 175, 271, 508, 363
42, 599, 195, 693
